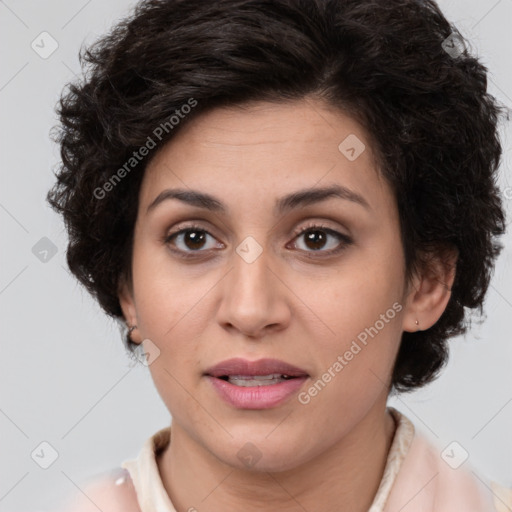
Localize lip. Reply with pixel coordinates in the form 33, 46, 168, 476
204, 357, 309, 378
204, 358, 309, 410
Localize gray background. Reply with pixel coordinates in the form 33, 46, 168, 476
1, 0, 511, 510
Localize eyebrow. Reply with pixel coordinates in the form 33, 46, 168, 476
146, 184, 371, 216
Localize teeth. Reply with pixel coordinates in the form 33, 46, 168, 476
226, 374, 292, 386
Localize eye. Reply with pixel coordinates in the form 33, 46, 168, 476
163, 222, 353, 259
289, 222, 353, 256
164, 224, 221, 257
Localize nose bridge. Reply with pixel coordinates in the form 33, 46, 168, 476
218, 234, 288, 336
231, 234, 273, 304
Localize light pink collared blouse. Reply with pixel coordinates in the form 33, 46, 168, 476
59, 408, 512, 511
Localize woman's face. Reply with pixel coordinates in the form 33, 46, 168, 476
120, 98, 414, 471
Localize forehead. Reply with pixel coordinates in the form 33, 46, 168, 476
139, 98, 390, 217
147, 99, 377, 163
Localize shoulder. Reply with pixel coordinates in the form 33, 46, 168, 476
56, 467, 141, 512
490, 481, 512, 512
384, 419, 511, 511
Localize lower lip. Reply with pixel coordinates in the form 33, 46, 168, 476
206, 375, 308, 409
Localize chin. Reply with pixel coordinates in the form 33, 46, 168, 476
214, 434, 312, 474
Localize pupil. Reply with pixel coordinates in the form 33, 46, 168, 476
186, 230, 205, 250
305, 230, 325, 250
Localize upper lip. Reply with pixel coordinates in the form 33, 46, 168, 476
204, 358, 309, 378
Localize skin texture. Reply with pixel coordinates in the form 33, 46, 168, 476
118, 98, 456, 512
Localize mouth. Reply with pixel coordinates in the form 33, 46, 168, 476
204, 358, 309, 409
204, 357, 309, 382
214, 374, 299, 386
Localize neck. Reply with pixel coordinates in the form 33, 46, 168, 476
157, 403, 396, 512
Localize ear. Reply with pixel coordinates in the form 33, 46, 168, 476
402, 245, 458, 332
118, 277, 142, 344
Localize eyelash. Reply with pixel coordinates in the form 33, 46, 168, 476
163, 222, 353, 260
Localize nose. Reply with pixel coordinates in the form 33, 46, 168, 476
216, 241, 291, 339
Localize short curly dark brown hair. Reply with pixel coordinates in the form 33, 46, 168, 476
47, 0, 508, 392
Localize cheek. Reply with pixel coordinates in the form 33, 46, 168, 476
148, 358, 210, 431
131, 241, 201, 336
297, 296, 403, 428
292, 240, 405, 401
297, 247, 404, 343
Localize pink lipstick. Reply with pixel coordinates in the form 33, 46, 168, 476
204, 357, 309, 409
